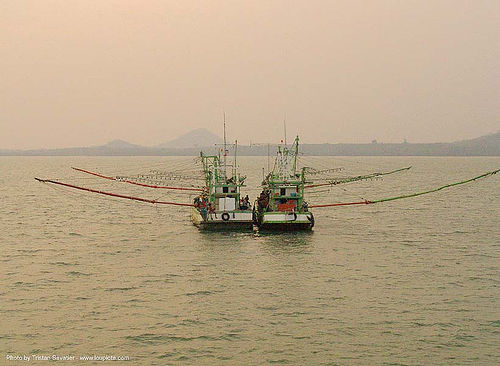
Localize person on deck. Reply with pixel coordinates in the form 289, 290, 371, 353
200, 206, 208, 221
257, 191, 269, 212
194, 197, 200, 208
240, 195, 250, 210
302, 201, 309, 212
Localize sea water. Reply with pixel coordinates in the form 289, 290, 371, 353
1, 156, 499, 365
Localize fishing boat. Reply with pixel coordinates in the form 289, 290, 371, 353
254, 136, 315, 231
191, 119, 253, 230
191, 150, 253, 229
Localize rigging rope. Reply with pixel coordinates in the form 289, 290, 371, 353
72, 167, 204, 192
35, 178, 195, 207
309, 168, 499, 208
304, 166, 412, 188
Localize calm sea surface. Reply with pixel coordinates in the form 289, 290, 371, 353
1, 156, 499, 365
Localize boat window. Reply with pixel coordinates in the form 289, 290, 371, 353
280, 188, 286, 196
223, 186, 229, 193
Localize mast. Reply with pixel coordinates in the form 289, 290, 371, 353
292, 135, 299, 175
234, 139, 238, 182
223, 111, 227, 179
267, 143, 270, 174
283, 116, 287, 146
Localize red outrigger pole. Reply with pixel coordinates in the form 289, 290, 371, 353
72, 167, 204, 192
35, 178, 195, 207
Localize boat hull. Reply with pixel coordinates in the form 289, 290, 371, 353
255, 211, 314, 231
258, 222, 313, 231
191, 208, 254, 230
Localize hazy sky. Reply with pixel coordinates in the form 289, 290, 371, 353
1, 0, 499, 149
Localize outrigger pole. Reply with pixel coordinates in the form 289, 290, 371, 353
309, 168, 499, 208
305, 166, 412, 188
34, 178, 195, 207
72, 167, 203, 192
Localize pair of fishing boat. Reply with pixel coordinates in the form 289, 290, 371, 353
189, 133, 499, 231
191, 136, 314, 231
34, 131, 499, 232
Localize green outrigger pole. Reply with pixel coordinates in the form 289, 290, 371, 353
309, 168, 499, 208
305, 166, 412, 188
369, 168, 499, 204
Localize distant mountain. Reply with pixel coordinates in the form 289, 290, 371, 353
103, 139, 142, 149
450, 131, 500, 155
158, 128, 223, 148
1, 131, 498, 156
295, 131, 500, 156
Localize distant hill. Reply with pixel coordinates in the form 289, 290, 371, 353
158, 128, 223, 148
450, 131, 500, 155
103, 139, 142, 149
292, 131, 500, 156
1, 131, 498, 156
